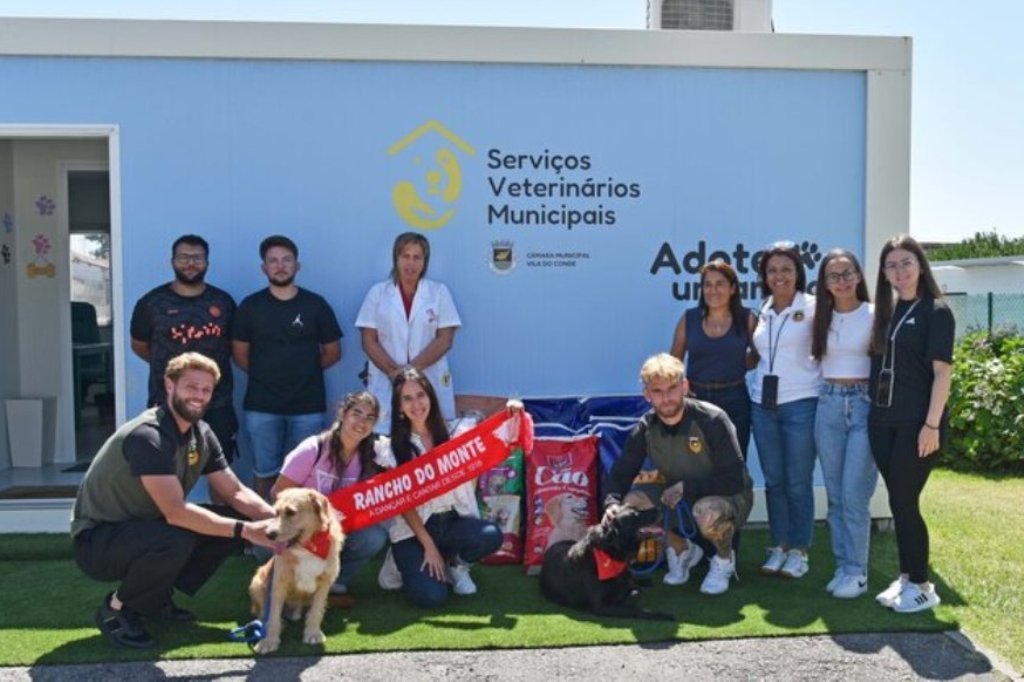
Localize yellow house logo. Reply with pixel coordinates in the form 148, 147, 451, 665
388, 120, 475, 230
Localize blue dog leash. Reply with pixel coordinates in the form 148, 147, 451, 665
229, 560, 274, 645
629, 500, 697, 577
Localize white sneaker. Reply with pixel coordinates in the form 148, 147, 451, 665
663, 541, 704, 586
833, 573, 868, 599
761, 546, 786, 574
875, 575, 908, 607
377, 549, 403, 590
448, 561, 477, 596
779, 549, 809, 579
328, 582, 348, 596
892, 583, 940, 613
700, 552, 736, 595
825, 569, 844, 593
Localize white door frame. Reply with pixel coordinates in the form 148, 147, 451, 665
0, 125, 122, 463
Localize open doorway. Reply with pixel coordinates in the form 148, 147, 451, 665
68, 169, 114, 461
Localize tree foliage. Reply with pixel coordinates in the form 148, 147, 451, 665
929, 230, 1024, 262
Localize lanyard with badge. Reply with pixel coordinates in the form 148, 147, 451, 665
876, 299, 920, 407
760, 309, 790, 410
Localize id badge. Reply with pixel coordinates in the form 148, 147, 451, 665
876, 369, 894, 408
761, 374, 779, 410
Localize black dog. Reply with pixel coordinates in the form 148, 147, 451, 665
539, 504, 673, 621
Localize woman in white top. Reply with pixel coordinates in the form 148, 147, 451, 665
810, 249, 878, 599
748, 241, 821, 579
357, 233, 461, 432
376, 368, 505, 608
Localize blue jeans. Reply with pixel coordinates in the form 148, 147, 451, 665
814, 385, 878, 576
691, 383, 751, 459
391, 511, 502, 608
244, 411, 324, 478
751, 397, 818, 549
335, 524, 388, 590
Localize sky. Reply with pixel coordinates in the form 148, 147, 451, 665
0, 0, 1021, 243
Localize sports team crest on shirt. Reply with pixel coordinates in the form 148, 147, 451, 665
688, 437, 704, 455
441, 371, 452, 387
793, 311, 805, 322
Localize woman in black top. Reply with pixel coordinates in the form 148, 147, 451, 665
868, 235, 954, 614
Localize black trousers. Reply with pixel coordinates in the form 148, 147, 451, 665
73, 505, 245, 616
868, 421, 939, 584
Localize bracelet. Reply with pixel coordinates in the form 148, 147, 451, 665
233, 520, 244, 539
924, 422, 940, 431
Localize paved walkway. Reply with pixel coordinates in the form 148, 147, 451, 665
0, 631, 1019, 681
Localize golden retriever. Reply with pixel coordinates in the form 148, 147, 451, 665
544, 492, 590, 547
248, 488, 344, 655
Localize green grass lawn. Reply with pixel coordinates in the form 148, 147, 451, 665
0, 468, 1019, 670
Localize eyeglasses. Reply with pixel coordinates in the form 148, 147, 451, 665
825, 269, 859, 284
173, 254, 207, 265
348, 408, 377, 423
883, 257, 918, 273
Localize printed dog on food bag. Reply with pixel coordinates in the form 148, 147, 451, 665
540, 504, 673, 621
544, 492, 590, 547
248, 488, 344, 654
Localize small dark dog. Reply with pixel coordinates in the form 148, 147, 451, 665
539, 504, 673, 621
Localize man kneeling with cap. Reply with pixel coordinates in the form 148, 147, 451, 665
71, 352, 276, 648
604, 353, 754, 595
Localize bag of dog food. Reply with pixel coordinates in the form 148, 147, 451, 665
478, 446, 525, 565
524, 435, 600, 571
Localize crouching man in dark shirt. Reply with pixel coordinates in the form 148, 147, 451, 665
71, 352, 276, 649
604, 353, 754, 596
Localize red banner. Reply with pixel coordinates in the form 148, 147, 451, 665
329, 409, 533, 533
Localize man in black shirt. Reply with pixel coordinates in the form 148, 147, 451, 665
232, 235, 343, 500
605, 353, 753, 596
71, 353, 275, 649
130, 235, 238, 462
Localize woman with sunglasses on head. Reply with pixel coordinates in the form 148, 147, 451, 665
271, 391, 390, 604
811, 250, 878, 599
375, 368, 514, 608
670, 259, 757, 457
749, 242, 822, 580
868, 235, 953, 613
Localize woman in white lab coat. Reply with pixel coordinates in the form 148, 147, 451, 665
356, 232, 461, 432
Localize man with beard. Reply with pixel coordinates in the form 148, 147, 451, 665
71, 353, 276, 649
604, 353, 754, 596
130, 235, 239, 463
232, 235, 342, 500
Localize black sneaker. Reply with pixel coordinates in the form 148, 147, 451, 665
95, 593, 155, 649
157, 600, 196, 622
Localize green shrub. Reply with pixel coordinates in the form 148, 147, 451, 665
946, 330, 1024, 473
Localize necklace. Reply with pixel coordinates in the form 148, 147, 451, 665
703, 315, 732, 338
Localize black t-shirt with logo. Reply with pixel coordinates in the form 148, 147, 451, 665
869, 296, 955, 425
130, 283, 236, 409
232, 288, 343, 414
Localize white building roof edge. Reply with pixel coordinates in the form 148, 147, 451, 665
0, 17, 911, 70
932, 255, 1024, 270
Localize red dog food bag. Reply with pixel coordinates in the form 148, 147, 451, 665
524, 435, 599, 571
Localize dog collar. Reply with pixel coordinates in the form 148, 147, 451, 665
302, 529, 333, 560
594, 548, 628, 580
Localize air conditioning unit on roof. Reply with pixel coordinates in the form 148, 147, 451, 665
647, 0, 773, 32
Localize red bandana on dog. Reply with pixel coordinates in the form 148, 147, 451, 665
302, 529, 333, 560
594, 548, 628, 580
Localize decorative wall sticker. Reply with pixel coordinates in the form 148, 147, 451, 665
35, 196, 56, 216
1, 244, 10, 264
26, 233, 55, 278
2, 212, 12, 232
